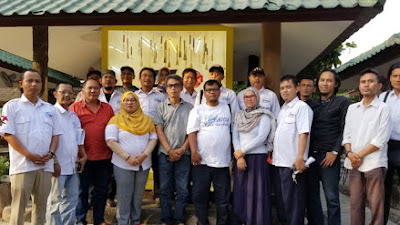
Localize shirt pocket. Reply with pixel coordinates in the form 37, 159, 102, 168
15, 116, 30, 134
284, 113, 296, 124
261, 99, 272, 110
42, 116, 53, 135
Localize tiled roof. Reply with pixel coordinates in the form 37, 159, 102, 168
337, 32, 400, 73
0, 0, 383, 16
0, 49, 81, 86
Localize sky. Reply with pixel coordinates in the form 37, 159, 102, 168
339, 0, 400, 64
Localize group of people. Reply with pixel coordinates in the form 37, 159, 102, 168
0, 61, 399, 225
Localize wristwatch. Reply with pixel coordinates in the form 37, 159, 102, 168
49, 151, 55, 158
332, 151, 338, 155
345, 151, 352, 158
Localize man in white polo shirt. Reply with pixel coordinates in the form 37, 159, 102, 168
0, 69, 62, 225
194, 65, 239, 116
187, 79, 232, 225
237, 67, 280, 118
46, 82, 87, 225
343, 69, 391, 225
272, 75, 313, 225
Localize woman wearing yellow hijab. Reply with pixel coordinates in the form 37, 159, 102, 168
105, 91, 157, 225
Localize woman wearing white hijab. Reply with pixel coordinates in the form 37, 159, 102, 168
232, 87, 276, 225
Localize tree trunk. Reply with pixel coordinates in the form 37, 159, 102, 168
32, 26, 49, 101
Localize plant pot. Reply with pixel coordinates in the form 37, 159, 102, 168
0, 175, 10, 183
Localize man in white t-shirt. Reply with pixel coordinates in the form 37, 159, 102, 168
187, 80, 232, 225
272, 75, 313, 225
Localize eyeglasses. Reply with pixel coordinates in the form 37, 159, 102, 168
57, 91, 74, 95
204, 88, 220, 93
244, 95, 257, 100
166, 83, 182, 89
123, 99, 137, 103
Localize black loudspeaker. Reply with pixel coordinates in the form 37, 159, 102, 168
247, 55, 260, 87
248, 55, 260, 74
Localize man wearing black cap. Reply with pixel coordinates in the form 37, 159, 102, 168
236, 67, 280, 118
194, 65, 239, 115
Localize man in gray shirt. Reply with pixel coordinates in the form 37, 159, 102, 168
154, 74, 193, 225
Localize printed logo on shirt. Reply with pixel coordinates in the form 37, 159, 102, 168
155, 97, 163, 102
203, 115, 230, 127
45, 111, 53, 117
262, 99, 270, 103
221, 96, 229, 103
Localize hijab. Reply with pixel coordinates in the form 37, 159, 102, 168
108, 91, 155, 135
234, 87, 276, 151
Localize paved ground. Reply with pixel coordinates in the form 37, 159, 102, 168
1, 190, 398, 225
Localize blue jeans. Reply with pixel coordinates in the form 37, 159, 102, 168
46, 174, 80, 225
158, 154, 190, 224
191, 165, 230, 225
306, 152, 341, 225
76, 159, 111, 225
114, 165, 149, 225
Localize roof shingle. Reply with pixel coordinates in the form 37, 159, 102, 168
0, 0, 382, 16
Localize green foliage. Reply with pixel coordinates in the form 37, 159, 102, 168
0, 156, 9, 176
233, 81, 248, 94
304, 42, 357, 79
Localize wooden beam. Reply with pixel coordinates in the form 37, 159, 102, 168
32, 26, 49, 101
261, 23, 281, 95
0, 7, 371, 27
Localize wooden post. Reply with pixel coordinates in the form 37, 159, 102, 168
32, 26, 49, 101
261, 23, 281, 95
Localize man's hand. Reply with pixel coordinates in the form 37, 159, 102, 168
321, 151, 337, 168
237, 157, 247, 171
168, 150, 181, 162
293, 157, 306, 173
53, 162, 61, 177
136, 154, 147, 165
41, 153, 53, 162
348, 152, 362, 169
26, 153, 45, 165
234, 150, 243, 160
191, 151, 202, 166
77, 156, 87, 172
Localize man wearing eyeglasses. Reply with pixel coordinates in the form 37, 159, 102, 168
154, 75, 193, 225
188, 79, 232, 225
46, 82, 87, 225
237, 67, 280, 118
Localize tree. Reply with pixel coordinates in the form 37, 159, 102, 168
302, 42, 357, 79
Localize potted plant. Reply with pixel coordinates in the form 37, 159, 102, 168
0, 156, 10, 183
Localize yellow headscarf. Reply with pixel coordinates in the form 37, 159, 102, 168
108, 91, 156, 135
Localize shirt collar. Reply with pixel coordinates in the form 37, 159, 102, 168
284, 96, 299, 108
358, 96, 380, 108
20, 94, 44, 106
54, 102, 69, 114
138, 88, 155, 95
183, 87, 197, 96
166, 98, 184, 106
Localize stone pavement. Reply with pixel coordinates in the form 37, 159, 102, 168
1, 190, 399, 225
